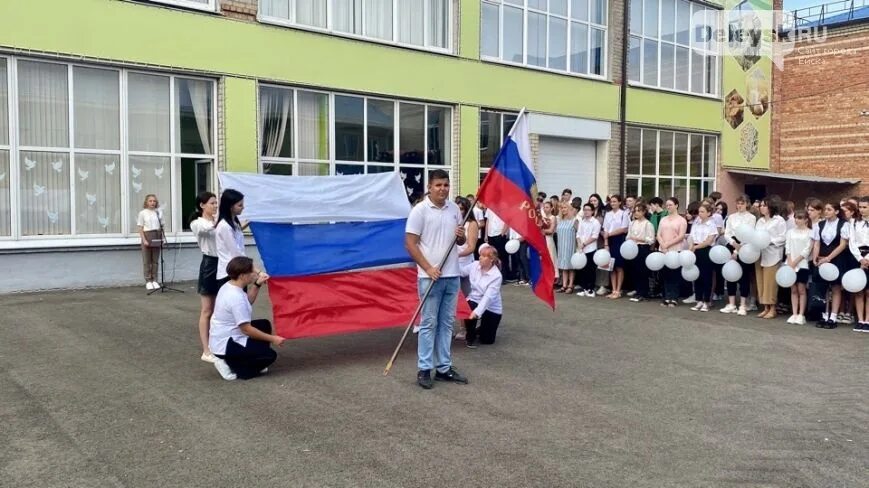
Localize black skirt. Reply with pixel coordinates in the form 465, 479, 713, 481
198, 255, 220, 296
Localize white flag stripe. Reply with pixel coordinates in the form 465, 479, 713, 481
218, 172, 411, 224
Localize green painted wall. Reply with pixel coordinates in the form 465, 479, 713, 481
459, 105, 481, 195
459, 0, 481, 60
626, 88, 722, 133
0, 0, 618, 122
224, 77, 259, 172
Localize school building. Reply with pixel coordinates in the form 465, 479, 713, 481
0, 0, 752, 292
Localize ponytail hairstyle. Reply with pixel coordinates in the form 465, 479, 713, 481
218, 189, 244, 230
188, 191, 216, 227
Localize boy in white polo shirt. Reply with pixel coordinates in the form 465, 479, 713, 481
405, 169, 469, 390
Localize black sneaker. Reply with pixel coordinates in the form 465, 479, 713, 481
466, 341, 478, 349
435, 367, 468, 384
824, 320, 838, 329
853, 323, 864, 332
417, 370, 433, 389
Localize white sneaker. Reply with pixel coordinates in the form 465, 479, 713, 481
259, 367, 269, 374
412, 325, 420, 334
200, 352, 217, 363
152, 282, 161, 289
213, 358, 237, 381
795, 315, 806, 325
737, 306, 747, 316
691, 303, 703, 311
747, 302, 758, 312
700, 303, 709, 312
596, 286, 609, 296
786, 315, 797, 324
145, 282, 154, 290
720, 304, 737, 314
626, 291, 637, 297
575, 290, 586, 297
683, 295, 697, 304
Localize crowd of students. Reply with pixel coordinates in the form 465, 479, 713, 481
468, 189, 869, 334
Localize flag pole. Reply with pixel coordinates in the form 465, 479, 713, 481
383, 107, 528, 376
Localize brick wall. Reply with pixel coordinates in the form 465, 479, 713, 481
771, 22, 869, 198
609, 0, 625, 86
220, 0, 257, 21
607, 123, 623, 195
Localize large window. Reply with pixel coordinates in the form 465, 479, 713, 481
481, 0, 607, 77
259, 0, 451, 52
0, 56, 215, 242
625, 127, 717, 203
479, 110, 518, 184
628, 0, 719, 96
146, 0, 217, 11
259, 84, 451, 201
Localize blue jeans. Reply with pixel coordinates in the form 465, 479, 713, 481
417, 277, 459, 373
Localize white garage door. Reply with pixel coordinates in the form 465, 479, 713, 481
536, 137, 597, 201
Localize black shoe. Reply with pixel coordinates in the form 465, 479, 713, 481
417, 370, 433, 389
466, 341, 478, 349
434, 367, 468, 384
825, 320, 838, 329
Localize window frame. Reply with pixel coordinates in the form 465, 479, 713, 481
257, 0, 454, 55
624, 126, 718, 203
628, 0, 721, 99
478, 109, 519, 185
480, 0, 609, 80
257, 82, 453, 191
140, 0, 218, 12
0, 54, 217, 248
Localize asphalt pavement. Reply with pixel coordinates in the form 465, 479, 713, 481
0, 283, 866, 487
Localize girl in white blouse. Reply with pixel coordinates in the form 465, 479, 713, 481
811, 201, 852, 327
190, 191, 219, 363
215, 189, 249, 285
720, 195, 757, 315
755, 198, 788, 319
603, 194, 630, 299
850, 197, 869, 331
627, 203, 655, 302
784, 210, 813, 325
461, 244, 504, 348
137, 194, 162, 291
689, 203, 719, 312
575, 203, 602, 297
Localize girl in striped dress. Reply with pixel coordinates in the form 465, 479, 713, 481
556, 202, 578, 293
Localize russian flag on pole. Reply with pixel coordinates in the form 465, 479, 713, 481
218, 172, 470, 339
477, 111, 556, 309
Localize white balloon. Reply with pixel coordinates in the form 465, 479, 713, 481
722, 260, 743, 282
570, 252, 588, 270
646, 252, 666, 271
679, 250, 696, 267
775, 266, 797, 288
620, 240, 639, 260
819, 262, 840, 282
665, 250, 681, 269
734, 225, 753, 243
505, 239, 520, 254
681, 265, 700, 281
593, 249, 611, 267
738, 243, 761, 264
710, 245, 731, 265
842, 268, 868, 293
751, 229, 772, 249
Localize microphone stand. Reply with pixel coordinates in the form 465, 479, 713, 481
148, 210, 184, 296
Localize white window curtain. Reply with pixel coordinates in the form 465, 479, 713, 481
128, 73, 170, 153
296, 0, 327, 27
0, 151, 9, 236
17, 61, 69, 148
129, 155, 171, 233
333, 0, 363, 34
259, 87, 293, 158
177, 78, 213, 155
73, 67, 120, 150
297, 91, 330, 161
19, 151, 70, 236
427, 0, 448, 48
399, 0, 424, 46
76, 153, 121, 234
364, 0, 392, 40
261, 0, 291, 19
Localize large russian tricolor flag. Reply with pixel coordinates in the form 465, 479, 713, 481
477, 111, 556, 309
218, 172, 470, 339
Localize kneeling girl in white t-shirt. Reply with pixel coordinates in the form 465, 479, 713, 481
461, 244, 503, 348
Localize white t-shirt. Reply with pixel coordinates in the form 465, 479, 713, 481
215, 220, 246, 280
473, 207, 485, 238
466, 262, 503, 315
209, 283, 251, 355
406, 197, 463, 279
576, 217, 601, 254
485, 209, 506, 237
136, 209, 161, 232
458, 221, 475, 268
190, 216, 218, 257
689, 218, 718, 246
